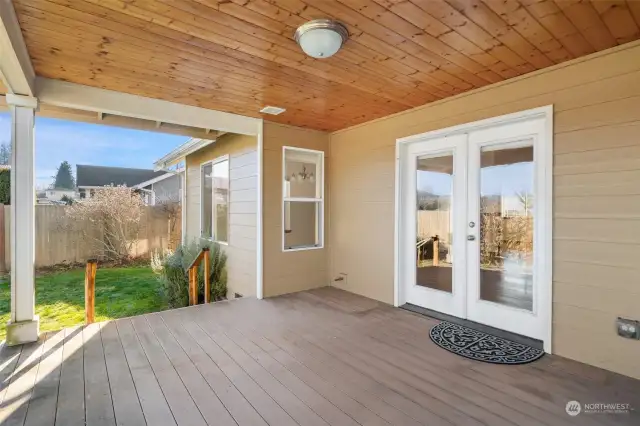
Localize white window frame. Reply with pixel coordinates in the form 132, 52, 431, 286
282, 146, 324, 252
200, 155, 230, 245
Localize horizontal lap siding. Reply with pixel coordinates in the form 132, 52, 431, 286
329, 42, 640, 379
186, 134, 257, 298
263, 122, 330, 297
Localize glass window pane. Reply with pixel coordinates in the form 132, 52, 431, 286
284, 149, 321, 198
416, 153, 453, 293
284, 201, 320, 249
201, 163, 213, 239
480, 145, 534, 311
213, 160, 229, 243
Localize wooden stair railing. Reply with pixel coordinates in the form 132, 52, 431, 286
416, 235, 439, 267
187, 247, 210, 305
85, 259, 97, 325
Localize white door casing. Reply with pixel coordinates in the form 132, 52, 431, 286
395, 106, 553, 352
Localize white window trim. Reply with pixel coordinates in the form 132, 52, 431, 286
282, 146, 325, 252
200, 155, 230, 245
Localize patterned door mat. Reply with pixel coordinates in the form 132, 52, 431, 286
429, 321, 544, 365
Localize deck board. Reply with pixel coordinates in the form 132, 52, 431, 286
159, 310, 268, 426
83, 323, 116, 426
0, 333, 46, 425
129, 316, 206, 426
115, 318, 176, 426
0, 342, 23, 406
54, 327, 85, 426
23, 330, 64, 426
0, 288, 638, 426
100, 321, 146, 426
144, 314, 237, 426
177, 309, 299, 426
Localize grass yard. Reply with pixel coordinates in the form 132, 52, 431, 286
0, 266, 167, 341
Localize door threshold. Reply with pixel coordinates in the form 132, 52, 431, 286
400, 303, 544, 350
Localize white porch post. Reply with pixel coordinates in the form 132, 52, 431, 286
5, 93, 39, 345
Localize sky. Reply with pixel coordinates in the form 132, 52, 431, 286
0, 112, 190, 188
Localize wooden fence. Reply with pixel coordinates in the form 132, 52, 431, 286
417, 210, 451, 243
1, 205, 181, 271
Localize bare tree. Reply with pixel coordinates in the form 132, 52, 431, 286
480, 196, 533, 268
0, 142, 11, 165
64, 185, 145, 262
516, 190, 534, 216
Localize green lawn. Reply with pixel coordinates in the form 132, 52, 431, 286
0, 266, 167, 341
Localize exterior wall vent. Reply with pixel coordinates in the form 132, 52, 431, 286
260, 106, 286, 115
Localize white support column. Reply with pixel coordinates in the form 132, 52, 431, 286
6, 93, 39, 345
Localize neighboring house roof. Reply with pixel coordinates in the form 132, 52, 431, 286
76, 164, 165, 188
133, 168, 184, 190
154, 137, 218, 170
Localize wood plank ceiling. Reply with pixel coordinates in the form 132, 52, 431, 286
11, 0, 640, 131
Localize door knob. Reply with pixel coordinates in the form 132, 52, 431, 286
467, 235, 476, 241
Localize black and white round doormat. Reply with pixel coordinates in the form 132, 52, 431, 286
429, 321, 544, 365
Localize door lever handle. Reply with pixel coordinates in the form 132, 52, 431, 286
467, 235, 476, 241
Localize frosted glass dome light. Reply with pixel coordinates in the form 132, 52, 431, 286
295, 19, 349, 59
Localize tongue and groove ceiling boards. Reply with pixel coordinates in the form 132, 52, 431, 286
11, 0, 640, 131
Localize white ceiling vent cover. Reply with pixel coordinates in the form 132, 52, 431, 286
260, 106, 286, 115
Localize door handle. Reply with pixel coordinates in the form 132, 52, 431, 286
467, 235, 476, 241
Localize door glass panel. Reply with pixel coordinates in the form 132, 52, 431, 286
479, 145, 534, 311
416, 153, 454, 293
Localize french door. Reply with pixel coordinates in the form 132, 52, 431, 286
399, 114, 550, 343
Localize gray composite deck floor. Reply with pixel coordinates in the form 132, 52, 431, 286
0, 287, 638, 426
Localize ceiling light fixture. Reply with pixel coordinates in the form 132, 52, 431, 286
287, 165, 315, 183
294, 19, 349, 59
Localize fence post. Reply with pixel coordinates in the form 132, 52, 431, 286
85, 259, 97, 324
203, 247, 210, 303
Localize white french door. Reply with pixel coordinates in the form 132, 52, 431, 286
402, 134, 468, 318
398, 111, 552, 346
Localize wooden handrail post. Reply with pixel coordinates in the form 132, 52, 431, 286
433, 235, 439, 267
203, 247, 210, 303
85, 259, 97, 324
188, 268, 195, 306
187, 247, 210, 306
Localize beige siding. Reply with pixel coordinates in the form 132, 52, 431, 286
263, 122, 330, 297
329, 42, 640, 379
185, 133, 257, 298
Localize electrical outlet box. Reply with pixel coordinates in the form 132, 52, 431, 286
334, 273, 347, 286
616, 317, 640, 339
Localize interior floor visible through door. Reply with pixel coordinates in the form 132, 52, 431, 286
416, 266, 533, 311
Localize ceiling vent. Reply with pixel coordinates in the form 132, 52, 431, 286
260, 106, 286, 115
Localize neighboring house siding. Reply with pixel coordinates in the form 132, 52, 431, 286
185, 133, 257, 298
263, 122, 330, 297
152, 175, 181, 203
329, 43, 640, 379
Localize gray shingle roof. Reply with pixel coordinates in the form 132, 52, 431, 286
76, 165, 165, 188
